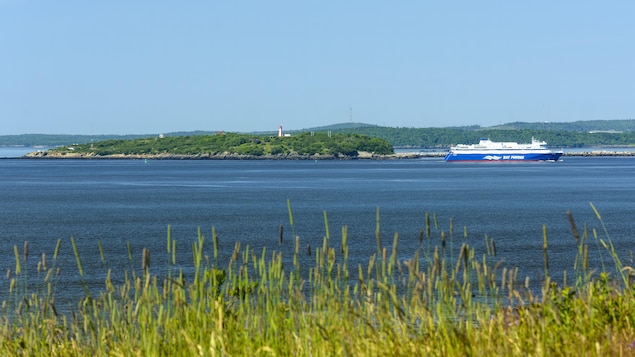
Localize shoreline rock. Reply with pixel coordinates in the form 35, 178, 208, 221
20, 150, 635, 160
23, 151, 441, 160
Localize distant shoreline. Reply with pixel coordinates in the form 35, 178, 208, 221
16, 150, 635, 160
21, 151, 428, 160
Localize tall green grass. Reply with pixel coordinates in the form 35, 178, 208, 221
1, 202, 634, 356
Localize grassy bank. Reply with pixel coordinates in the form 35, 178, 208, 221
1, 203, 634, 356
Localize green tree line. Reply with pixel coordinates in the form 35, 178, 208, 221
0, 134, 154, 147
4, 119, 635, 148
332, 127, 635, 148
490, 119, 635, 132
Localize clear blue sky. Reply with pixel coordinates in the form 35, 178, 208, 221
1, 1, 633, 135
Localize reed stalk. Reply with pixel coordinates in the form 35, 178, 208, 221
376, 206, 382, 255
1, 208, 633, 356
542, 224, 549, 280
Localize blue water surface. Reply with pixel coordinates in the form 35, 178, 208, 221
1, 157, 634, 308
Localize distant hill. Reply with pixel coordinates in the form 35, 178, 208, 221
294, 120, 635, 134
295, 122, 379, 131
489, 119, 635, 132
251, 122, 378, 136
0, 134, 156, 148
2, 119, 634, 148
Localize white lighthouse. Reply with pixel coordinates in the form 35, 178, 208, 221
278, 125, 283, 137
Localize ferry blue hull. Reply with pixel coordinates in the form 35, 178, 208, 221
444, 152, 562, 162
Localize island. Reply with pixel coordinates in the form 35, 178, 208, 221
24, 132, 412, 160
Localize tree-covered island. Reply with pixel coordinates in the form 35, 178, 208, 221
27, 132, 395, 159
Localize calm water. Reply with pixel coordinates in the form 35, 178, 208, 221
1, 157, 634, 308
0, 147, 38, 158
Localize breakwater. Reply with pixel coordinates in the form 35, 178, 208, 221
563, 150, 635, 157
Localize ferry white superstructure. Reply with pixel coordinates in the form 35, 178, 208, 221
444, 137, 563, 162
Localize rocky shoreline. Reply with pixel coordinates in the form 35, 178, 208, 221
22, 150, 435, 160
20, 150, 635, 160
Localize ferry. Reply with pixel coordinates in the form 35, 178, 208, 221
444, 137, 563, 162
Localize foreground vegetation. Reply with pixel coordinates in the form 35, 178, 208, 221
46, 132, 394, 157
2, 203, 635, 356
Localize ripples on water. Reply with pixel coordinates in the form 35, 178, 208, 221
0, 157, 634, 308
